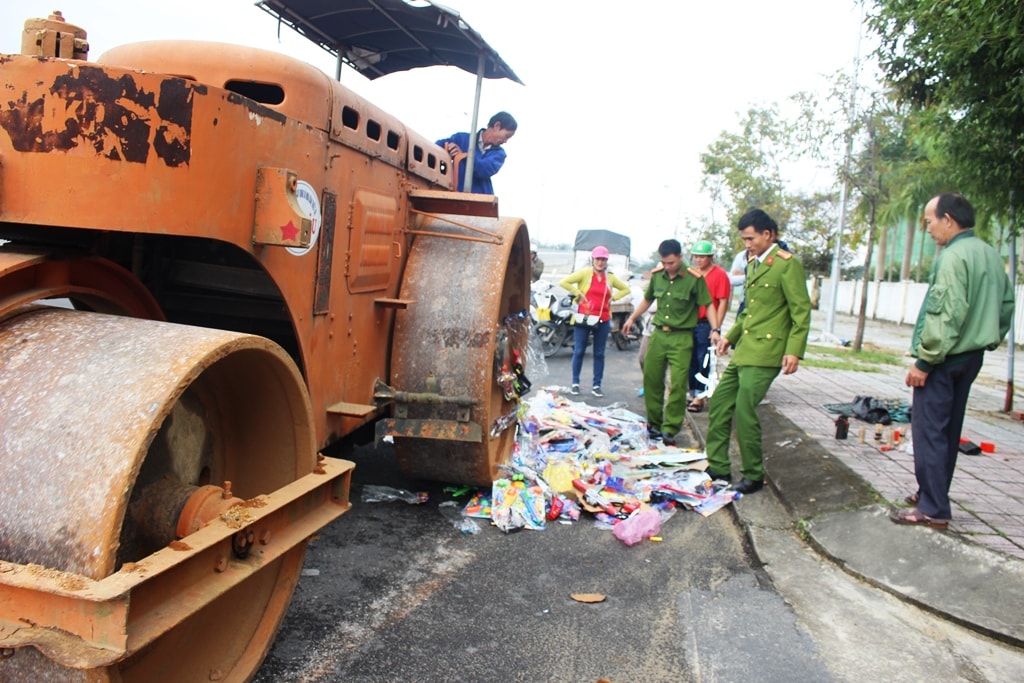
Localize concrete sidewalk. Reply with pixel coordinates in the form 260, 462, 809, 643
781, 310, 1024, 560
691, 310, 1024, 648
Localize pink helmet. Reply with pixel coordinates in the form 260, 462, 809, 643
591, 245, 610, 259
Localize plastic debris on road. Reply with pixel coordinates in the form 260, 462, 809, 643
613, 508, 661, 545
459, 388, 740, 541
438, 500, 481, 535
361, 485, 429, 504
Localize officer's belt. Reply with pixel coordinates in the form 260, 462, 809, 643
657, 325, 691, 333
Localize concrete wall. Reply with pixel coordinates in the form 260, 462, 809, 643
820, 279, 1024, 345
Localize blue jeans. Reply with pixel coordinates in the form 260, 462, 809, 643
688, 319, 711, 396
571, 319, 610, 387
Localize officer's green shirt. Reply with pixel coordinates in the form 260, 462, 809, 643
644, 267, 711, 329
911, 229, 1014, 371
725, 245, 811, 367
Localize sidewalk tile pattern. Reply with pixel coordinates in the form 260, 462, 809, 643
755, 312, 1024, 560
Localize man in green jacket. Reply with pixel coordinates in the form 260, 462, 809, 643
892, 192, 1014, 529
706, 209, 811, 494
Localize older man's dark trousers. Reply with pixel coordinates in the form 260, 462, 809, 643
911, 352, 983, 520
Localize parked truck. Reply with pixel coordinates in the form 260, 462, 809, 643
0, 11, 529, 681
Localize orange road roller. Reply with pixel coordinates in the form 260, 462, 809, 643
0, 11, 529, 680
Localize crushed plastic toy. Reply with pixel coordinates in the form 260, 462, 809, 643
462, 491, 492, 518
368, 389, 740, 539
491, 478, 546, 532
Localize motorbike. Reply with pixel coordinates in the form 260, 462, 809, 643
531, 282, 574, 358
611, 313, 643, 350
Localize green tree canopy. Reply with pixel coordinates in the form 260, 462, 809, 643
699, 105, 840, 275
868, 0, 1024, 215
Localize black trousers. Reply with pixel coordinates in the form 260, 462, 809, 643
911, 352, 984, 519
688, 319, 712, 395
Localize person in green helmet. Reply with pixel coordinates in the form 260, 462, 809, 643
687, 240, 731, 412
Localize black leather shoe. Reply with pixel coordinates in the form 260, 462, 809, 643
662, 433, 677, 446
733, 478, 764, 494
707, 471, 732, 483
647, 427, 662, 440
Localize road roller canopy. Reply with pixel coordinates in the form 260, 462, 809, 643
255, 0, 522, 83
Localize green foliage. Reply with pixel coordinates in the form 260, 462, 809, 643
700, 3, 1024, 290
783, 191, 841, 274
700, 105, 794, 224
700, 106, 843, 276
913, 255, 933, 283
868, 0, 1024, 217
800, 356, 886, 371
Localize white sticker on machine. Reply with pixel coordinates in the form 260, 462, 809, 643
287, 180, 322, 256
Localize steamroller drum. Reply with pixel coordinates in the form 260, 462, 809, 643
0, 306, 317, 681
391, 216, 530, 485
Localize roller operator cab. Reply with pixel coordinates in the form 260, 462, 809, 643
0, 11, 530, 681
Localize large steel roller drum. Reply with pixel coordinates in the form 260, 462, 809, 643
391, 215, 530, 485
0, 306, 320, 681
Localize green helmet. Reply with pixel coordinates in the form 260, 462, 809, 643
691, 240, 714, 256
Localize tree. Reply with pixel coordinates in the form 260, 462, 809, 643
699, 106, 837, 274
868, 0, 1024, 216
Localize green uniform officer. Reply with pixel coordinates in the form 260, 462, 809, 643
624, 239, 715, 446
706, 209, 811, 494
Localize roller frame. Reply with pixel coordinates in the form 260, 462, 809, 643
0, 457, 352, 669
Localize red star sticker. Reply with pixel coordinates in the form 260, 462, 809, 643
280, 220, 299, 241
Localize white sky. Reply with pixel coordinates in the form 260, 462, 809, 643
1, 1, 866, 258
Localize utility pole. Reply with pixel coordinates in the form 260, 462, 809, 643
1005, 190, 1017, 413
825, 6, 864, 340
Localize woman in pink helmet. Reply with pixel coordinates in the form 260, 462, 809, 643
558, 245, 632, 398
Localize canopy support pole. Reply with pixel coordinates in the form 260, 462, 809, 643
463, 51, 485, 192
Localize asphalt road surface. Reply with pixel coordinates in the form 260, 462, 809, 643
254, 337, 1024, 682
254, 339, 833, 683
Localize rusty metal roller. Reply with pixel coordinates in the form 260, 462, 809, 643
391, 216, 530, 485
0, 306, 317, 681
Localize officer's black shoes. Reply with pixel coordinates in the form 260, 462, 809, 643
707, 471, 732, 483
733, 478, 764, 494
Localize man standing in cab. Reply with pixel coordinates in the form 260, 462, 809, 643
706, 209, 811, 493
436, 111, 517, 194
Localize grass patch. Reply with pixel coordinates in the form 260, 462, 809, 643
801, 357, 878, 371
802, 343, 904, 372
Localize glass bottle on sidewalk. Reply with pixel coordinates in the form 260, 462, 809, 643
835, 415, 849, 440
